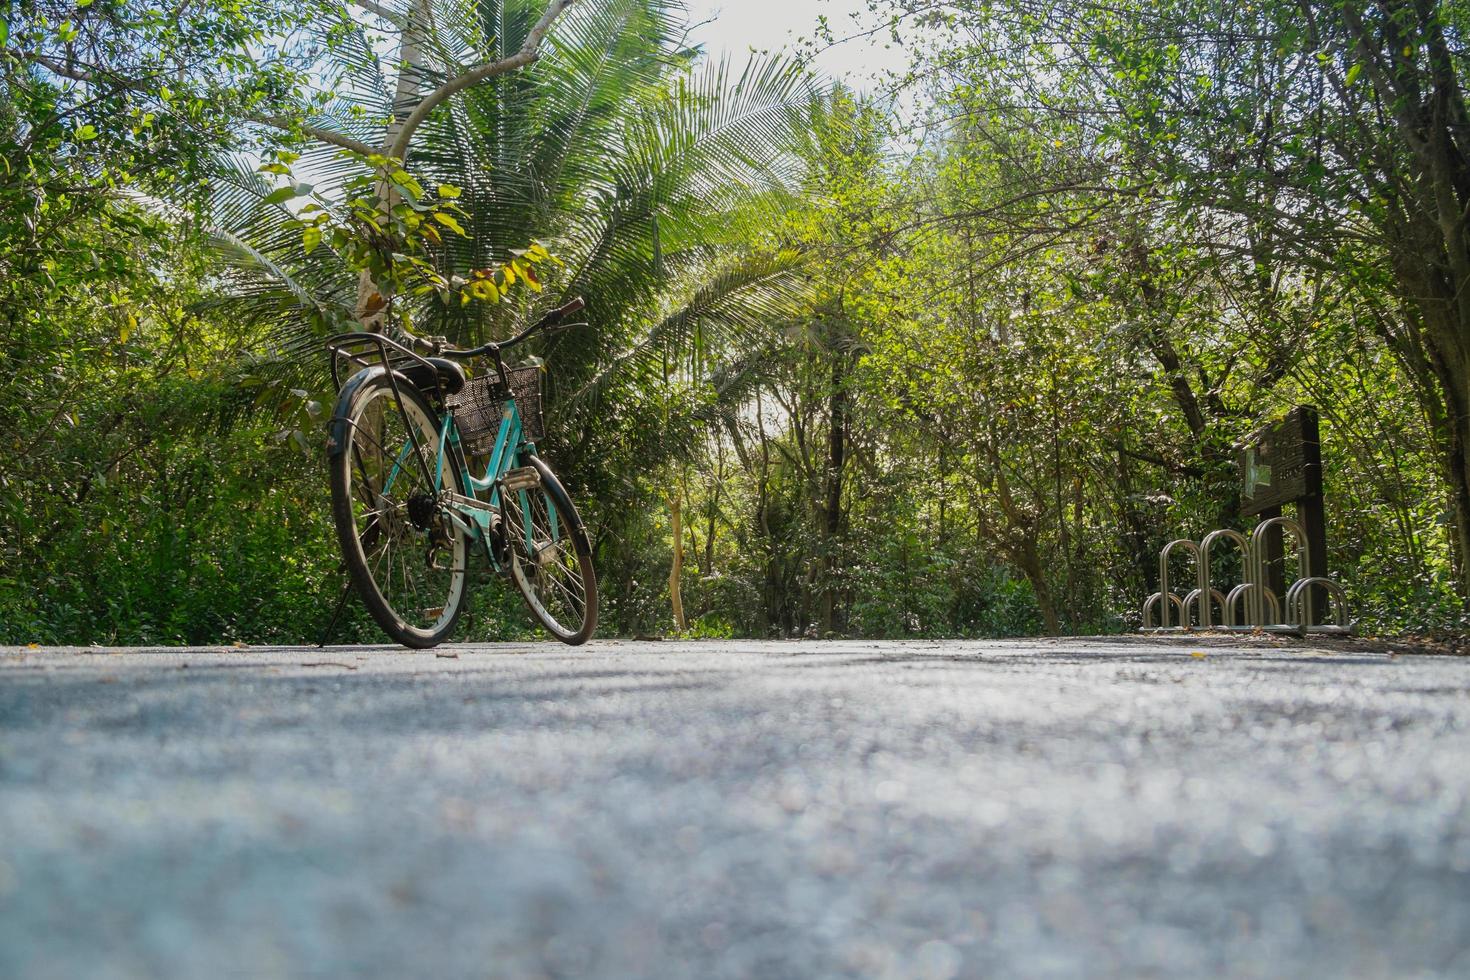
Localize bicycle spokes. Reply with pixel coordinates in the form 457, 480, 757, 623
507, 486, 588, 634
338, 385, 467, 637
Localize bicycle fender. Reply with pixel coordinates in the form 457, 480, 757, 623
325, 364, 417, 458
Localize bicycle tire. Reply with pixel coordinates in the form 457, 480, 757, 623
503, 455, 598, 645
329, 372, 469, 648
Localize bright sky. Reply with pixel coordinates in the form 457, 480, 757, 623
681, 0, 910, 92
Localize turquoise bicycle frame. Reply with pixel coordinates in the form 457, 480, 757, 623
324, 332, 559, 574
413, 394, 558, 572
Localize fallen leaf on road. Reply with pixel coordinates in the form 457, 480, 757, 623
300, 661, 358, 670
1191, 651, 1207, 659
435, 651, 459, 659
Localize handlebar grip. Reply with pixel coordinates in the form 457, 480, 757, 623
497, 297, 590, 349
531, 296, 587, 335
542, 296, 585, 327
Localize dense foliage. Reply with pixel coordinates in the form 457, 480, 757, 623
2, 0, 1465, 643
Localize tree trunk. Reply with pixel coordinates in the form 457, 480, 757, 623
1015, 538, 1061, 636
753, 392, 782, 633
1338, 1, 1470, 599
352, 0, 431, 329
1423, 318, 1470, 596
668, 494, 686, 633
819, 346, 849, 636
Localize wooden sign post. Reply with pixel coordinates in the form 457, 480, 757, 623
1238, 406, 1327, 625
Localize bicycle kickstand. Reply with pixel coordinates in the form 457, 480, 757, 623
316, 567, 353, 648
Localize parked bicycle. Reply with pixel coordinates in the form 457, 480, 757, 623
324, 297, 596, 648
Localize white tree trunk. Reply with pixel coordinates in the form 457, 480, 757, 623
354, 0, 432, 330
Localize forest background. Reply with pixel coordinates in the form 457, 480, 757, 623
3, 0, 1467, 644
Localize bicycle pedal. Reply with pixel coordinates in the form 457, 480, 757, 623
502, 467, 542, 492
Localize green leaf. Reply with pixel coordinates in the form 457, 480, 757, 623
432, 212, 467, 236
263, 186, 298, 205
75, 125, 98, 141
302, 226, 321, 254
388, 169, 424, 199
1345, 63, 1362, 86
437, 184, 462, 199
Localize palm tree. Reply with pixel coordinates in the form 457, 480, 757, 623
210, 0, 816, 484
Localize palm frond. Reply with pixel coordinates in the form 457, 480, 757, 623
206, 0, 817, 460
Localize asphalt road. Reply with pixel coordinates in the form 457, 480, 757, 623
2, 637, 1469, 979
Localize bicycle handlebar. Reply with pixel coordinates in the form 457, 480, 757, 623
405, 296, 587, 360
536, 296, 586, 331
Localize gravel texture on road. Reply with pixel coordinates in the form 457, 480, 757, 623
2, 637, 1469, 979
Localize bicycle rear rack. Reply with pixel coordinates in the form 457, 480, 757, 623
325, 330, 449, 403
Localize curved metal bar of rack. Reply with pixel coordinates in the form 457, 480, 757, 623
1199, 529, 1250, 628
1248, 516, 1310, 630
1285, 576, 1352, 633
1154, 538, 1202, 631
1225, 581, 1281, 629
1141, 591, 1186, 630
1183, 587, 1227, 628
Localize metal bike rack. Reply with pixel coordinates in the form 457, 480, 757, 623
1285, 577, 1352, 633
1141, 517, 1352, 635
1223, 579, 1281, 630
1139, 406, 1351, 636
1140, 591, 1186, 630
1150, 538, 1201, 631
1199, 528, 1249, 627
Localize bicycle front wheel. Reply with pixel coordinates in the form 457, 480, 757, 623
503, 457, 598, 645
329, 373, 468, 648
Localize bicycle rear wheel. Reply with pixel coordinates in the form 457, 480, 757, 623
503, 457, 597, 645
329, 373, 468, 648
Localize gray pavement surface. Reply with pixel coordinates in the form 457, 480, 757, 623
1, 637, 1469, 979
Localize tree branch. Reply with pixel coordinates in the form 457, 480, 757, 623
387, 0, 576, 160
28, 52, 99, 84
26, 50, 381, 158
254, 116, 379, 157
349, 0, 405, 24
